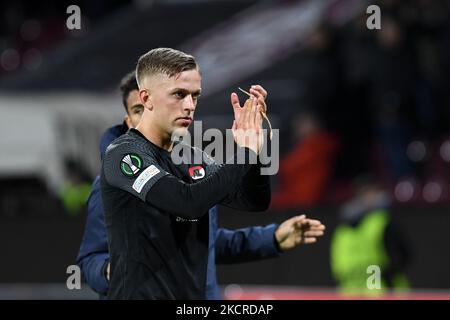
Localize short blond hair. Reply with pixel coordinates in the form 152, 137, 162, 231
136, 48, 198, 87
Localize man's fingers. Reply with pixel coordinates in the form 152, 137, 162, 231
231, 92, 241, 108
255, 99, 265, 124
260, 98, 267, 112
291, 216, 325, 231
293, 214, 306, 221
305, 222, 325, 230
230, 92, 242, 119
296, 235, 321, 245
251, 97, 258, 127
304, 230, 324, 237
291, 215, 306, 228
258, 98, 267, 114
240, 98, 251, 126
249, 88, 264, 101
296, 218, 312, 227
289, 215, 325, 245
249, 86, 267, 114
249, 85, 267, 99
297, 237, 318, 244
256, 107, 263, 128
305, 220, 324, 229
294, 220, 307, 229
307, 219, 321, 225
297, 223, 325, 232
303, 238, 317, 244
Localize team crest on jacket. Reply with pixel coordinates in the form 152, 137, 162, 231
189, 166, 205, 180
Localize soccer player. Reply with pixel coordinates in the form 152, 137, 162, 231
77, 71, 326, 299
101, 48, 272, 299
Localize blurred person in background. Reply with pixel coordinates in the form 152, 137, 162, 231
330, 175, 411, 296
77, 71, 325, 299
59, 158, 91, 216
271, 111, 339, 210
369, 15, 417, 182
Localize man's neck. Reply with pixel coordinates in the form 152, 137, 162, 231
135, 119, 173, 151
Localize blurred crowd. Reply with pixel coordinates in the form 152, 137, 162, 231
0, 0, 128, 74
273, 0, 450, 209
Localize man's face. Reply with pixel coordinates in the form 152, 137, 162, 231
140, 68, 201, 138
125, 89, 144, 128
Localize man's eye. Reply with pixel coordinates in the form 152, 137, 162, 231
134, 108, 143, 114
174, 92, 185, 98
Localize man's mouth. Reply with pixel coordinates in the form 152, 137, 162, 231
176, 117, 192, 125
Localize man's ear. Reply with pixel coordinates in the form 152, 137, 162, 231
124, 115, 132, 129
139, 88, 153, 111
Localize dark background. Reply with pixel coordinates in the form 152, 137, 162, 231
0, 0, 449, 298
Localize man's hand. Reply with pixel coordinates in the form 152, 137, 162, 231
232, 97, 263, 154
231, 85, 267, 122
231, 85, 268, 154
275, 215, 326, 252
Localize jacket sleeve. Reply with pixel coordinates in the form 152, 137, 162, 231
220, 159, 271, 212
103, 142, 257, 220
215, 224, 282, 264
99, 124, 127, 161
76, 176, 110, 295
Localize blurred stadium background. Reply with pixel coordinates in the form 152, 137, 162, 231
0, 0, 450, 299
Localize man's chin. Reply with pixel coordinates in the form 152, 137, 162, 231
171, 127, 190, 141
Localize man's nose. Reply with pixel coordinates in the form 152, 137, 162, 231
184, 95, 196, 111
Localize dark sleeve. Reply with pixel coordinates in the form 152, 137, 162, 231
215, 224, 282, 264
103, 143, 255, 220
76, 176, 109, 295
221, 158, 271, 212
99, 124, 126, 161
145, 149, 257, 219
